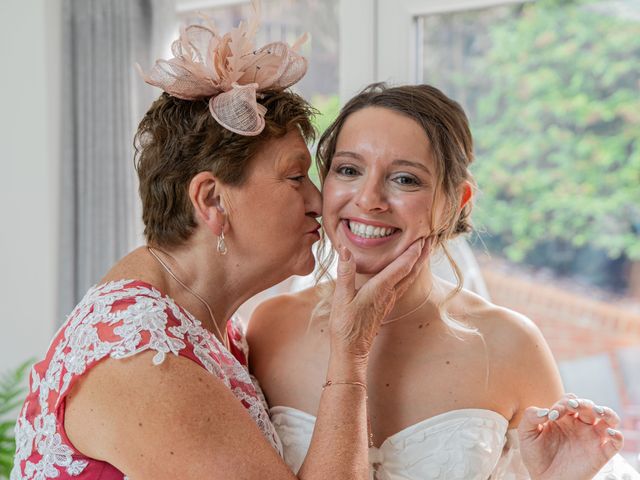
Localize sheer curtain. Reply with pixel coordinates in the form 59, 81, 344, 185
58, 0, 176, 321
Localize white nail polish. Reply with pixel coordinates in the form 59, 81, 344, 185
536, 408, 550, 417
594, 405, 605, 415
548, 410, 560, 421
607, 428, 618, 436
568, 399, 580, 409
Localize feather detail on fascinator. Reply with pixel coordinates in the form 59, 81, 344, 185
137, 0, 308, 136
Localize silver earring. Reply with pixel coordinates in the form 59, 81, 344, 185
217, 231, 228, 255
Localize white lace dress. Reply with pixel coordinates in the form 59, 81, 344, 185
269, 405, 639, 480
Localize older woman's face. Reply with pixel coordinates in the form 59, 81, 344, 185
225, 129, 321, 283
322, 106, 440, 275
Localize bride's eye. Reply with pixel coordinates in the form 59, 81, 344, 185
391, 174, 421, 187
334, 164, 359, 177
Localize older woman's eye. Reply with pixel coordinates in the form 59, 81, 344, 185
288, 175, 307, 183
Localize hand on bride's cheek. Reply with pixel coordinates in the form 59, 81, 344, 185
320, 107, 443, 275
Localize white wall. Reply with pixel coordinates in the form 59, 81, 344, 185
0, 0, 61, 370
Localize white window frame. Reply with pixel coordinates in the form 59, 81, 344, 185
175, 0, 249, 14
340, 0, 529, 102
174, 0, 529, 102
379, 0, 529, 84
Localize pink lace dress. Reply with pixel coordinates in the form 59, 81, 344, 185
11, 279, 281, 480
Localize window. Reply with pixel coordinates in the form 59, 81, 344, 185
410, 0, 640, 463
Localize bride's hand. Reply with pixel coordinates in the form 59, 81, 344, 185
518, 393, 624, 480
328, 237, 431, 360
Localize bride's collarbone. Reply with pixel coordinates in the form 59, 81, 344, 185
364, 365, 515, 441
363, 334, 516, 427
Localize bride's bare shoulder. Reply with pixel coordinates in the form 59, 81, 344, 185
445, 280, 543, 352
246, 283, 326, 352
446, 280, 563, 408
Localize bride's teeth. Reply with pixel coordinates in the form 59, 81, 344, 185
348, 221, 395, 239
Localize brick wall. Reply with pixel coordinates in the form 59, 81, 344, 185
479, 264, 640, 457
481, 268, 640, 360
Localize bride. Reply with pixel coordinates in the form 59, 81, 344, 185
247, 83, 637, 479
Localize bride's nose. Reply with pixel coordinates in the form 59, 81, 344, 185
354, 175, 389, 212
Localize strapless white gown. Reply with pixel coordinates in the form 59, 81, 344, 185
270, 405, 639, 480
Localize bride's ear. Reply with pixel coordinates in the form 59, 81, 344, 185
189, 171, 226, 236
460, 181, 473, 210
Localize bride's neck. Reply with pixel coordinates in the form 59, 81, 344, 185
354, 264, 434, 321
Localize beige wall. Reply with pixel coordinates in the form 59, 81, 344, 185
0, 0, 61, 370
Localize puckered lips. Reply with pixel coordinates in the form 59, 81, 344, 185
341, 217, 400, 248
306, 222, 321, 240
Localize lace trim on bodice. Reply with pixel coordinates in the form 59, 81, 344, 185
11, 280, 281, 480
270, 405, 638, 480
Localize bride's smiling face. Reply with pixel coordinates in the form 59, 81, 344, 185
322, 106, 443, 275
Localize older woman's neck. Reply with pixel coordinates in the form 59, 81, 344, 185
152, 238, 270, 336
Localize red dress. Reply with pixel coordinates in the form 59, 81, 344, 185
11, 279, 280, 480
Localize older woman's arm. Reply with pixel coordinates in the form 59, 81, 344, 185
65, 241, 427, 480
65, 351, 298, 479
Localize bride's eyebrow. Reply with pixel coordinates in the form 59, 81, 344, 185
334, 151, 363, 160
391, 159, 431, 175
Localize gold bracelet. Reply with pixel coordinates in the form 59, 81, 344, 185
322, 380, 367, 390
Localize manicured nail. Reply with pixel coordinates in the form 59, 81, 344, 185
594, 405, 605, 415
536, 408, 550, 417
568, 399, 580, 409
548, 409, 560, 421
607, 428, 618, 436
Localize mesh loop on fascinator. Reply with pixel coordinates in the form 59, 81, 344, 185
209, 83, 266, 136
137, 0, 308, 136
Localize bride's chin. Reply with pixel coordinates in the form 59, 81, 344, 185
354, 259, 391, 276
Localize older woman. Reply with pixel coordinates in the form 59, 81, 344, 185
247, 83, 637, 479
9, 9, 428, 480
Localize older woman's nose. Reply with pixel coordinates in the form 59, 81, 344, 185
306, 181, 322, 217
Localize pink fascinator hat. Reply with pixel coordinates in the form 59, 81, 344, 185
138, 0, 308, 136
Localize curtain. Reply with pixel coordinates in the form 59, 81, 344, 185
58, 0, 175, 321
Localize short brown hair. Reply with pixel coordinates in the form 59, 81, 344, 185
135, 90, 316, 247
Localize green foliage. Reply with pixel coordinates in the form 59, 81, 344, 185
311, 93, 341, 137
309, 94, 341, 185
0, 360, 32, 479
470, 0, 640, 263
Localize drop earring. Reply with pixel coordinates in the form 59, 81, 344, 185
217, 231, 228, 255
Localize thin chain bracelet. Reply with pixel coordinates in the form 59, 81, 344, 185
322, 380, 367, 390
322, 380, 374, 448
